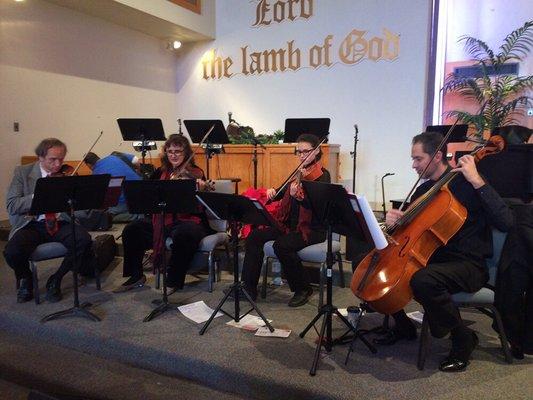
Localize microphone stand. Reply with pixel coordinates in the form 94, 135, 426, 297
350, 125, 359, 193
381, 173, 395, 221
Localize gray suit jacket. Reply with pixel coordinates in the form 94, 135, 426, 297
5, 162, 72, 239
6, 162, 42, 239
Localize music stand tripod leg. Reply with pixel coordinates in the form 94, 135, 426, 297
143, 261, 180, 322
41, 203, 100, 323
200, 221, 274, 335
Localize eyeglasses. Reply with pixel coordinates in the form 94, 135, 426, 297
166, 149, 185, 155
295, 149, 313, 155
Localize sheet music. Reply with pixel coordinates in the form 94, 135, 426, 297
196, 194, 221, 220
351, 195, 388, 250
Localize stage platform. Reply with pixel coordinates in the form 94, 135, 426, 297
0, 243, 531, 400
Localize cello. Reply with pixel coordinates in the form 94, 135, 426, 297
350, 135, 505, 315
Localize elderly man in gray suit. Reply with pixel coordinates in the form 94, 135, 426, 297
3, 138, 92, 303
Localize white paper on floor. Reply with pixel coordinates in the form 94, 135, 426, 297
255, 327, 291, 338
178, 301, 223, 323
407, 311, 424, 324
226, 314, 272, 331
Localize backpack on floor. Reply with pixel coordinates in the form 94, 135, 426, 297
80, 234, 117, 277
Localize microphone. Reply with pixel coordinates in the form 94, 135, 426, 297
383, 172, 395, 178
228, 111, 233, 124
354, 124, 358, 134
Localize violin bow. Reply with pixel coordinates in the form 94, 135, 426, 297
72, 130, 104, 175
174, 124, 215, 178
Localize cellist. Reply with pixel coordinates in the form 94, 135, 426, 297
238, 133, 330, 307
373, 132, 513, 372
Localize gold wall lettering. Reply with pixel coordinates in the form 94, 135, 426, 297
202, 29, 399, 80
339, 29, 400, 64
252, 0, 314, 27
201, 2, 400, 80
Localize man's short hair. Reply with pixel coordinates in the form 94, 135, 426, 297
412, 132, 448, 164
34, 138, 67, 158
84, 152, 100, 167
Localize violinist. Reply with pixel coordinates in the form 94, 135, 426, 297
373, 132, 513, 372
114, 134, 212, 292
239, 133, 330, 307
3, 138, 93, 303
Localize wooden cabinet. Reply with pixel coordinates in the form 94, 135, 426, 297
21, 144, 340, 192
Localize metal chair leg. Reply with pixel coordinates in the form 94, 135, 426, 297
155, 269, 161, 290
318, 264, 325, 311
30, 260, 40, 305
261, 257, 270, 299
336, 252, 345, 288
489, 305, 513, 364
417, 314, 431, 370
207, 252, 214, 293
95, 264, 101, 291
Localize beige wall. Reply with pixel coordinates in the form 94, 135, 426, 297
0, 0, 179, 219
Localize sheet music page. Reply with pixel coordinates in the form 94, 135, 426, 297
354, 195, 388, 250
177, 301, 222, 323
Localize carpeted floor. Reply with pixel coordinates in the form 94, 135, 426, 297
0, 241, 531, 400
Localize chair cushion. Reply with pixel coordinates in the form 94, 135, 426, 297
263, 240, 276, 258
298, 241, 341, 263
263, 239, 340, 263
198, 232, 229, 252
30, 242, 68, 262
166, 232, 229, 252
452, 287, 494, 304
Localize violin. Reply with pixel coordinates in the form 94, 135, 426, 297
169, 164, 215, 191
350, 135, 506, 315
266, 136, 328, 204
49, 164, 76, 177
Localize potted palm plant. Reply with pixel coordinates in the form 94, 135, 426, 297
442, 20, 533, 139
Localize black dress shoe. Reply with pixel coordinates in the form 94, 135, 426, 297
17, 278, 34, 303
438, 357, 469, 372
373, 328, 417, 345
45, 276, 62, 303
440, 331, 479, 372
288, 287, 313, 307
112, 275, 146, 293
509, 343, 524, 360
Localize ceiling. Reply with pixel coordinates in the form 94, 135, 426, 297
44, 0, 212, 43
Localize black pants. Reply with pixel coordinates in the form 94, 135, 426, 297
3, 221, 92, 282
241, 227, 325, 294
401, 259, 489, 337
122, 219, 209, 289
497, 261, 533, 352
495, 203, 533, 352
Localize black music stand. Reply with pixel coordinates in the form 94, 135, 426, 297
31, 174, 111, 323
117, 118, 166, 179
123, 179, 197, 322
299, 181, 376, 375
196, 192, 275, 335
184, 120, 230, 180
284, 118, 330, 143
456, 144, 532, 202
